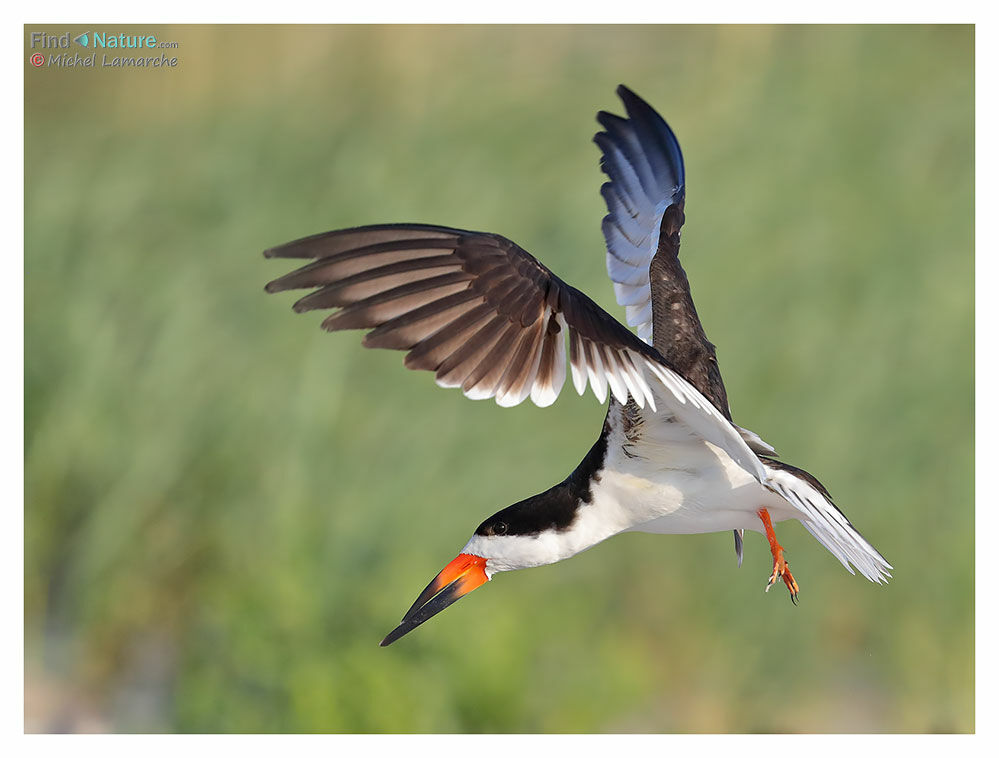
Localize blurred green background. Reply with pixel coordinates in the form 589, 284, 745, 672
24, 25, 973, 733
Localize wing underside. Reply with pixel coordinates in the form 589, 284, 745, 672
595, 86, 685, 346
265, 223, 767, 481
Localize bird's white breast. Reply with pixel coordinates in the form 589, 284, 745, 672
588, 402, 790, 538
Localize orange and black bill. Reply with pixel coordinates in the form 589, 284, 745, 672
380, 553, 489, 646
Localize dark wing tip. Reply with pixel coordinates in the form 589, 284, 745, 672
264, 240, 318, 260
615, 83, 638, 101
615, 84, 664, 123
611, 84, 686, 192
594, 109, 627, 133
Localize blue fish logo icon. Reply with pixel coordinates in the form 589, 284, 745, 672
74, 32, 89, 47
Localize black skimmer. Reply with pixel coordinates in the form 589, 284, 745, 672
265, 85, 892, 647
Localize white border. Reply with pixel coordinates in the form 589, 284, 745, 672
10, 4, 991, 753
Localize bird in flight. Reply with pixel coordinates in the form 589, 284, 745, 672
265, 85, 892, 646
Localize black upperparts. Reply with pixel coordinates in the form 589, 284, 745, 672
475, 416, 611, 537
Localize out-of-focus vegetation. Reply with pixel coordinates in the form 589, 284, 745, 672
24, 25, 973, 733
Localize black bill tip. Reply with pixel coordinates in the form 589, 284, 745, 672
379, 576, 471, 647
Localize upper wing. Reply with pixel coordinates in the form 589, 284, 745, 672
265, 223, 767, 480
594, 85, 685, 347
595, 85, 733, 419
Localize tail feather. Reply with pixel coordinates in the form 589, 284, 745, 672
763, 462, 892, 583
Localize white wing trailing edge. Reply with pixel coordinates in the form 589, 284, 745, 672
265, 224, 768, 483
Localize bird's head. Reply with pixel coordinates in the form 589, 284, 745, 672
380, 491, 585, 646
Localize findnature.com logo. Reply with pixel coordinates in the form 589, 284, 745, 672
28, 30, 181, 69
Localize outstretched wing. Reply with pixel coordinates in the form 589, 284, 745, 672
265, 223, 767, 480
595, 85, 734, 421
594, 85, 685, 347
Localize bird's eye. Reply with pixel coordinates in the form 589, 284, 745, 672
493, 522, 508, 535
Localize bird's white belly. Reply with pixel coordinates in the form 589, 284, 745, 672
591, 450, 766, 536
590, 408, 793, 538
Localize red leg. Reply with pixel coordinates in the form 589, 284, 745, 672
757, 508, 799, 604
